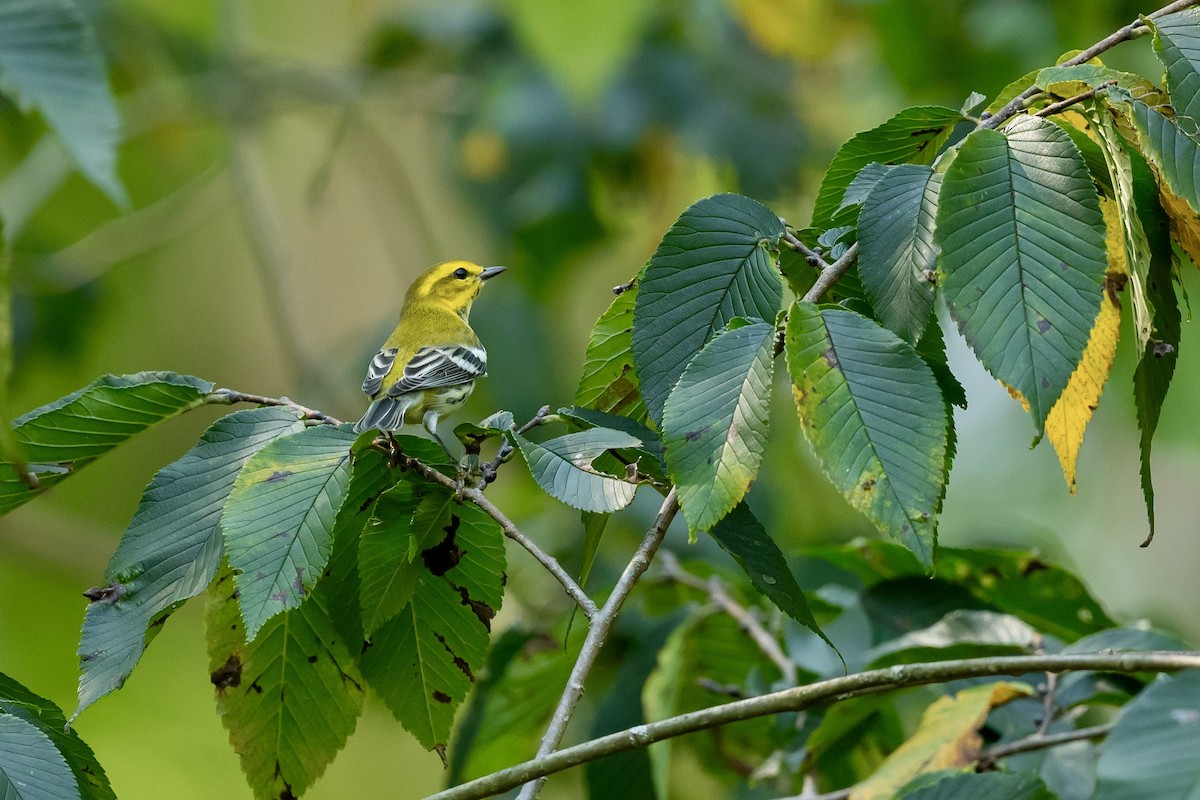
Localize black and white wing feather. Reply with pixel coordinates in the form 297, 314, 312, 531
386, 345, 487, 397
362, 348, 400, 397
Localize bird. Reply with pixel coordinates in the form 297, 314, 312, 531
354, 260, 506, 458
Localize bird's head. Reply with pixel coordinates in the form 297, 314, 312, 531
405, 260, 506, 317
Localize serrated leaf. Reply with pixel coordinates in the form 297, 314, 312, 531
849, 682, 1033, 800
454, 411, 515, 450
207, 566, 364, 800
515, 428, 640, 513
1127, 99, 1200, 269
1095, 671, 1200, 799
0, 672, 112, 800
361, 502, 505, 751
1151, 8, 1200, 123
75, 407, 305, 719
811, 106, 964, 229
0, 714, 79, 800
840, 162, 894, 211
575, 282, 649, 423
709, 501, 837, 655
1043, 200, 1126, 493
786, 303, 948, 566
0, 372, 214, 516
632, 193, 784, 424
937, 116, 1106, 430
663, 320, 774, 535
857, 165, 941, 343
223, 424, 357, 641
358, 482, 453, 636
557, 405, 665, 481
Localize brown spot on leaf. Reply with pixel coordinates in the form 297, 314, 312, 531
279, 780, 296, 800
307, 655, 318, 663
211, 654, 242, 689
822, 347, 839, 369
456, 585, 495, 631
250, 681, 263, 694
432, 690, 451, 704
265, 470, 293, 484
422, 516, 464, 576
861, 478, 876, 492
1020, 557, 1049, 577
1036, 319, 1051, 334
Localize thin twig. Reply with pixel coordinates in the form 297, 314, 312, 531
659, 550, 796, 685
1034, 80, 1119, 119
802, 243, 859, 305
1037, 670, 1058, 736
782, 229, 827, 268
982, 0, 1200, 131
427, 652, 1200, 800
480, 405, 551, 486
514, 488, 680, 800
979, 722, 1112, 765
206, 388, 342, 424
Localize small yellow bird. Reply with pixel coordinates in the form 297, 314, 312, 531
354, 260, 506, 455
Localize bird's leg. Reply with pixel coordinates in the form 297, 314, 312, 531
385, 432, 404, 468
424, 410, 468, 497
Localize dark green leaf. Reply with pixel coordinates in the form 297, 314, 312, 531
1095, 671, 1200, 799
206, 566, 364, 800
867, 610, 1036, 668
857, 164, 940, 343
454, 410, 515, 450
361, 502, 504, 751
709, 501, 837, 656
899, 770, 1055, 800
0, 0, 126, 206
937, 116, 1106, 431
0, 714, 79, 800
663, 320, 774, 534
633, 193, 784, 424
786, 303, 948, 565
804, 694, 904, 792
0, 672, 112, 800
811, 106, 963, 229
1062, 626, 1190, 656
0, 372, 214, 516
222, 424, 357, 641
575, 281, 649, 423
578, 511, 608, 590
1152, 8, 1200, 122
75, 407, 305, 719
840, 162, 894, 211
515, 428, 640, 513
556, 405, 665, 480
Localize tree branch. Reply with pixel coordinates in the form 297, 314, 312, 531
514, 488, 680, 800
1034, 80, 1119, 119
206, 388, 342, 424
982, 0, 1200, 131
428, 652, 1200, 800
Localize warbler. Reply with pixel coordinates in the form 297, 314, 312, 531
354, 260, 506, 455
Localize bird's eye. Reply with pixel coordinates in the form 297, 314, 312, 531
454, 267, 469, 280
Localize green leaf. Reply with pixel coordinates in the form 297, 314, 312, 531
0, 372, 214, 516
839, 162, 895, 211
222, 424, 357, 641
786, 303, 948, 565
857, 164, 941, 343
811, 106, 964, 229
454, 411, 515, 451
899, 771, 1055, 800
632, 193, 784, 424
663, 320, 774, 535
937, 116, 1106, 430
575, 277, 649, 423
515, 428, 640, 513
0, 0, 126, 207
1095, 671, 1200, 799
709, 501, 836, 655
206, 566, 364, 800
804, 694, 904, 791
0, 672, 112, 800
866, 610, 1036, 668
361, 502, 505, 751
448, 629, 571, 782
578, 511, 608, 590
557, 405, 666, 481
0, 714, 79, 800
1151, 8, 1200, 123
358, 482, 453, 636
75, 407, 305, 719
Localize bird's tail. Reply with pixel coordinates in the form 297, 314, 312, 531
353, 395, 413, 434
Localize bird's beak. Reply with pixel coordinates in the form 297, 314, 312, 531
479, 266, 507, 281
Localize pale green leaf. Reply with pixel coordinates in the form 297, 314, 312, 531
1151, 8, 1200, 123
515, 428, 640, 513
575, 282, 649, 423
0, 715, 79, 800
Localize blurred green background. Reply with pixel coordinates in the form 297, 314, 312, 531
1, 0, 1197, 797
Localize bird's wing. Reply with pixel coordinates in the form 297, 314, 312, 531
362, 347, 400, 397
386, 345, 487, 396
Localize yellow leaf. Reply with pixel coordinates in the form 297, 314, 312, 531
849, 682, 1033, 800
1159, 183, 1200, 268
1044, 199, 1127, 493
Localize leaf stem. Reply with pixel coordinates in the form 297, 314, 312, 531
513, 488, 680, 800
427, 652, 1200, 800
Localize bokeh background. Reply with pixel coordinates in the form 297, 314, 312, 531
0, 0, 1197, 797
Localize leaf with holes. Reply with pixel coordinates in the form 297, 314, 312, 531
786, 303, 948, 566
515, 428, 640, 513
0, 0, 126, 206
632, 193, 784, 424
360, 502, 505, 751
75, 407, 305, 719
206, 566, 364, 800
937, 116, 1106, 431
663, 320, 774, 535
576, 279, 648, 423
811, 106, 963, 230
857, 164, 941, 343
0, 372, 214, 516
222, 424, 356, 641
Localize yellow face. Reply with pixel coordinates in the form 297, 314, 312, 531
406, 260, 506, 313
